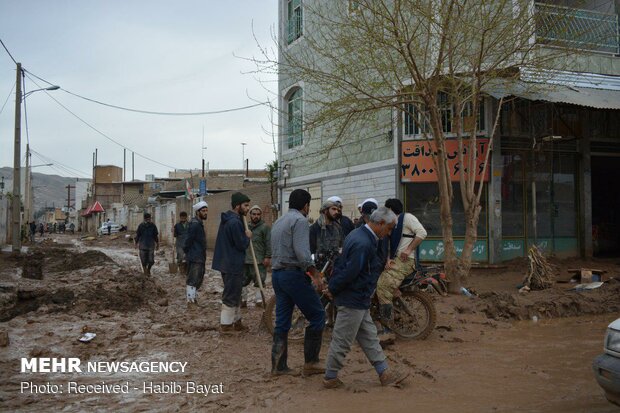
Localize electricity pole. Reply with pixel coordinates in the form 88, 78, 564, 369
12, 63, 22, 253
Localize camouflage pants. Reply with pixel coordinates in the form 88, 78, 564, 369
376, 256, 416, 305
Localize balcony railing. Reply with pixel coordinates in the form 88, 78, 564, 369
535, 2, 619, 54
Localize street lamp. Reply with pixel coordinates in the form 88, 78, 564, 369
11, 62, 59, 253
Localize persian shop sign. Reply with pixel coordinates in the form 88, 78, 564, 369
401, 139, 490, 183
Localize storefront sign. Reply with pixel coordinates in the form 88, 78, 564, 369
401, 139, 490, 183
419, 239, 488, 262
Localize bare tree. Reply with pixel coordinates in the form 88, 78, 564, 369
256, 0, 592, 289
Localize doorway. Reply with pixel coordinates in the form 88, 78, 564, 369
591, 155, 620, 257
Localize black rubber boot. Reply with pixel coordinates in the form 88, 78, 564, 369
271, 332, 294, 375
302, 327, 324, 376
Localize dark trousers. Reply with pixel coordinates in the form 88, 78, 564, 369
186, 261, 205, 289
272, 269, 325, 334
221, 272, 244, 307
139, 248, 155, 269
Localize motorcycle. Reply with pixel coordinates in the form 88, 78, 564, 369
264, 252, 444, 342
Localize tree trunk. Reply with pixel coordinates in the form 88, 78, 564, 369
457, 205, 481, 289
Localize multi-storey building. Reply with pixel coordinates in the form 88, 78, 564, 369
277, 0, 620, 262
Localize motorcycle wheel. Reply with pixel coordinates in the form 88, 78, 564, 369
391, 290, 436, 340
263, 295, 305, 342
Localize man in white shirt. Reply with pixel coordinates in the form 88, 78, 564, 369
376, 198, 427, 337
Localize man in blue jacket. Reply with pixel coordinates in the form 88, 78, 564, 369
323, 206, 409, 388
183, 201, 208, 308
212, 192, 252, 334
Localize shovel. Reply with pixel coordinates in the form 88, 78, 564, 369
169, 211, 178, 274
243, 215, 267, 305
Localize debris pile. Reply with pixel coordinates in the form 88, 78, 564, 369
522, 246, 555, 290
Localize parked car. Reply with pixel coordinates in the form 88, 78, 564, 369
97, 222, 121, 235
593, 318, 620, 406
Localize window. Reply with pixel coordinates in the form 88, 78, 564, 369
403, 94, 485, 138
287, 0, 303, 44
287, 88, 303, 149
405, 183, 487, 237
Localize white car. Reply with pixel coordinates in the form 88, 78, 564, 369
98, 222, 121, 235
593, 318, 620, 406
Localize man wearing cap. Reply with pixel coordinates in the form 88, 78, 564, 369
355, 198, 379, 228
242, 205, 271, 307
135, 213, 159, 275
184, 201, 208, 307
270, 189, 326, 377
309, 200, 343, 270
213, 192, 252, 333
173, 211, 190, 274
377, 198, 427, 339
327, 196, 355, 237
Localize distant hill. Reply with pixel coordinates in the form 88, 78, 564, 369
0, 167, 89, 213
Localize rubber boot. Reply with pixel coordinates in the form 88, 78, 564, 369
302, 327, 324, 377
379, 304, 396, 346
271, 332, 295, 376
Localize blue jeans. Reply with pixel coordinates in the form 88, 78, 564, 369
272, 269, 325, 334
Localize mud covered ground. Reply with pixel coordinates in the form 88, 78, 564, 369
1, 234, 620, 412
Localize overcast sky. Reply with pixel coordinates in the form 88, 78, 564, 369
0, 1, 278, 181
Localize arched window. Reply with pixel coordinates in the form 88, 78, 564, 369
287, 88, 303, 148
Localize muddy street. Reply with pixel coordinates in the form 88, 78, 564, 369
1, 234, 619, 412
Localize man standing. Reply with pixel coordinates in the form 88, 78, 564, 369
28, 221, 36, 243
327, 196, 355, 237
135, 213, 159, 275
323, 206, 409, 388
242, 205, 271, 307
174, 211, 190, 274
270, 189, 325, 377
212, 192, 252, 333
106, 218, 112, 235
309, 200, 344, 269
184, 202, 208, 307
355, 198, 379, 228
377, 198, 427, 336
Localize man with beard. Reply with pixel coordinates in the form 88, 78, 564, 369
327, 196, 355, 237
242, 205, 271, 307
309, 200, 344, 270
213, 192, 252, 334
183, 202, 208, 308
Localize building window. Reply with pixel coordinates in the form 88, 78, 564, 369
405, 182, 487, 237
287, 0, 303, 44
287, 88, 303, 149
404, 95, 487, 138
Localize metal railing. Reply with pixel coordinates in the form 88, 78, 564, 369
535, 2, 619, 54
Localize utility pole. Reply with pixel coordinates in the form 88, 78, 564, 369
12, 62, 22, 253
132, 151, 135, 181
123, 148, 126, 181
65, 184, 75, 221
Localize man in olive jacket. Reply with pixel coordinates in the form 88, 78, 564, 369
242, 205, 271, 307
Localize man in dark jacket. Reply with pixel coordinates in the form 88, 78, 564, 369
183, 201, 208, 307
212, 192, 252, 334
135, 213, 159, 275
323, 206, 409, 389
327, 196, 355, 237
174, 211, 190, 273
309, 200, 343, 270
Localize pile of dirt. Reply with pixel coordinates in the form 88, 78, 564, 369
476, 279, 620, 320
39, 247, 115, 273
0, 265, 166, 321
73, 268, 167, 313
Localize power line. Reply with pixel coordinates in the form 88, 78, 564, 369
25, 69, 268, 116
0, 81, 15, 116
25, 73, 180, 171
30, 148, 91, 178
0, 37, 18, 65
